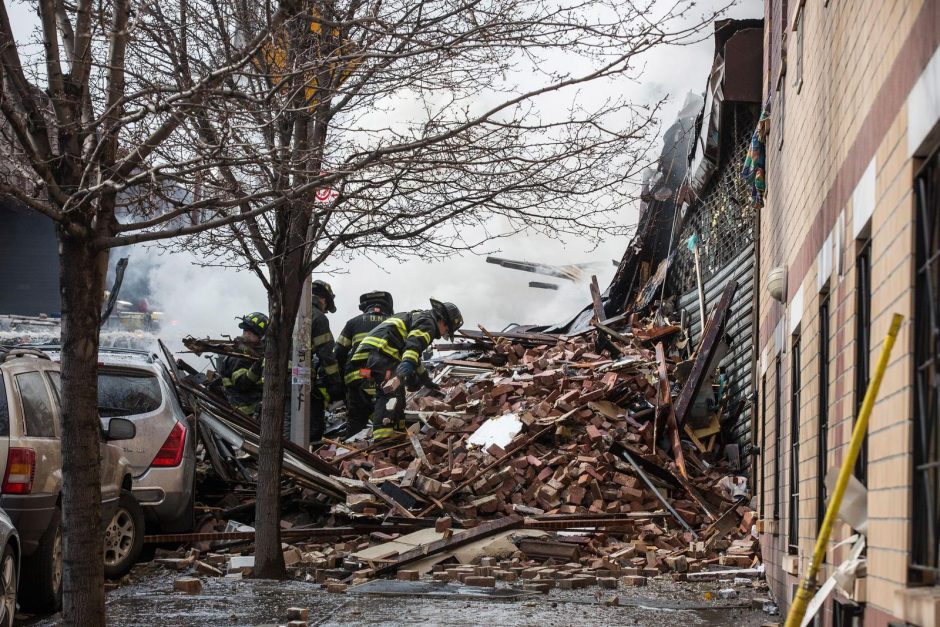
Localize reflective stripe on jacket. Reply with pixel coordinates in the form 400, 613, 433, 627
346, 310, 439, 371
336, 312, 388, 372
311, 305, 342, 388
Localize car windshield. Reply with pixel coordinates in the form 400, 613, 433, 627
98, 371, 162, 417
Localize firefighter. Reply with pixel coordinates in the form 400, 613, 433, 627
344, 299, 463, 440
335, 291, 394, 437
219, 312, 268, 416
309, 280, 343, 443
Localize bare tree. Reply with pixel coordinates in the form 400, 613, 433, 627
0, 0, 313, 621
172, 0, 725, 578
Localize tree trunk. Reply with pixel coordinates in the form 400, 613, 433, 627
252, 273, 303, 578
57, 230, 107, 625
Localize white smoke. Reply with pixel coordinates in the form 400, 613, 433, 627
7, 0, 762, 359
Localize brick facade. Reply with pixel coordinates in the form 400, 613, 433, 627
757, 0, 940, 624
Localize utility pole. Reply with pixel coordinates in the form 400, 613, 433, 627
290, 276, 312, 448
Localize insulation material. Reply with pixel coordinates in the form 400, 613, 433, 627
467, 412, 523, 450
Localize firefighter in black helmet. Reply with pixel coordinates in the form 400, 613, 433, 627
308, 279, 343, 443
344, 299, 463, 440
219, 312, 268, 416
336, 291, 394, 437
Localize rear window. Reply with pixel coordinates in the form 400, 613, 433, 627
16, 371, 56, 437
98, 371, 162, 417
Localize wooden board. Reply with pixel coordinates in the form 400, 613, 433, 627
365, 516, 524, 577
674, 280, 738, 428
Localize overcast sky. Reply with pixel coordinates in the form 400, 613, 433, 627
6, 0, 762, 357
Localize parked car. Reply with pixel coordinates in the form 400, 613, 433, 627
0, 348, 142, 612
32, 345, 196, 533
0, 508, 19, 627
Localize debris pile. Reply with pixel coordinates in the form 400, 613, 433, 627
159, 280, 760, 595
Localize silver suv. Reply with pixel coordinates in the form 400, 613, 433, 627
95, 347, 195, 532
0, 348, 142, 612
34, 346, 196, 533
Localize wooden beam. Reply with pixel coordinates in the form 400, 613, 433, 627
517, 539, 581, 561
440, 359, 496, 370
674, 280, 738, 428
655, 342, 687, 479
590, 274, 605, 321
592, 320, 632, 344
360, 480, 416, 519
366, 515, 524, 577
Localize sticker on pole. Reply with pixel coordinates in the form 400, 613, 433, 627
292, 366, 312, 385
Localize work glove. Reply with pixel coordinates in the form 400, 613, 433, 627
396, 360, 417, 379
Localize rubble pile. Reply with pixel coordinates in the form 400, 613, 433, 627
314, 311, 759, 581
161, 281, 760, 596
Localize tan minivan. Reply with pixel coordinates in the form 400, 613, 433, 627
0, 348, 143, 612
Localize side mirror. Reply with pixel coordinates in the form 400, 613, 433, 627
106, 417, 136, 441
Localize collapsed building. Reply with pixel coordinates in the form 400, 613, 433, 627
146, 17, 774, 612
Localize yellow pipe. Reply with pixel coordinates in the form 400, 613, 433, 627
784, 313, 903, 627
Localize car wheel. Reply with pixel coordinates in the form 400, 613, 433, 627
0, 544, 16, 627
18, 506, 62, 612
103, 490, 144, 579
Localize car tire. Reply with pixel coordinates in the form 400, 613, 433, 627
0, 544, 16, 627
103, 490, 144, 579
19, 506, 62, 613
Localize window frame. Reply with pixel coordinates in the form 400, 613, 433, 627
818, 294, 831, 528
912, 145, 940, 578
774, 355, 783, 522
854, 238, 872, 484
788, 337, 801, 553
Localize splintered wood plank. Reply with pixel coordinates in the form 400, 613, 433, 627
674, 280, 737, 428
366, 516, 524, 577
655, 342, 687, 479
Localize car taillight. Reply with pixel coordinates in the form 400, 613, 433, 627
2, 448, 36, 494
151, 421, 186, 467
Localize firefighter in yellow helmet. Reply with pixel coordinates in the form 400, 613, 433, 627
219, 312, 268, 416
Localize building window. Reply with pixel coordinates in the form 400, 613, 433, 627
792, 7, 804, 93
833, 598, 863, 627
913, 146, 940, 578
760, 373, 767, 517
788, 337, 801, 553
854, 239, 871, 484
818, 295, 830, 528
774, 355, 783, 521
776, 83, 786, 151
